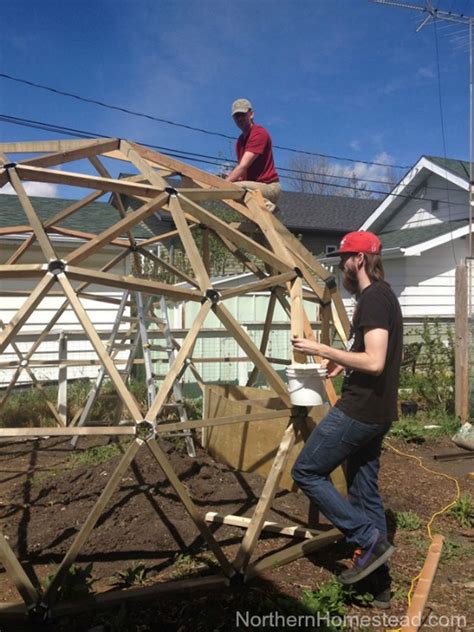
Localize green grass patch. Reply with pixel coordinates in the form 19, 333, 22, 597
390, 413, 460, 443
68, 442, 128, 468
450, 493, 474, 528
396, 511, 422, 531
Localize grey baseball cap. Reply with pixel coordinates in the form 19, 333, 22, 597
231, 98, 252, 116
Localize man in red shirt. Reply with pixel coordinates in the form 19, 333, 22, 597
225, 98, 281, 211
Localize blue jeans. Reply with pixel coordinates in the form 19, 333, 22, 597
292, 407, 390, 549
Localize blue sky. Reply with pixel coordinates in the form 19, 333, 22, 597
0, 0, 472, 197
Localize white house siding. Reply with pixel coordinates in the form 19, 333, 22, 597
160, 293, 319, 387
0, 239, 130, 387
383, 173, 467, 232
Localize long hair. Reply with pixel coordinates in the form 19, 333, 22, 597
364, 253, 385, 282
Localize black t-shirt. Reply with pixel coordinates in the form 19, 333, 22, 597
336, 281, 403, 425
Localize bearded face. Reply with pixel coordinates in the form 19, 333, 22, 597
338, 254, 360, 295
342, 265, 359, 294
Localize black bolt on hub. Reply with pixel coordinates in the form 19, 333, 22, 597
47, 260, 66, 275
136, 420, 155, 442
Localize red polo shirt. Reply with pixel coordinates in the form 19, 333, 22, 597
236, 124, 279, 184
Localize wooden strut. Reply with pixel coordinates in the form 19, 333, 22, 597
0, 250, 130, 427
0, 427, 135, 437
43, 439, 143, 606
57, 274, 143, 423
0, 529, 38, 608
205, 512, 334, 540
232, 407, 307, 572
246, 290, 277, 387
0, 319, 65, 425
146, 439, 235, 578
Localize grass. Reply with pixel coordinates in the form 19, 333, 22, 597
396, 510, 422, 531
449, 493, 474, 529
390, 412, 460, 442
43, 563, 96, 601
169, 552, 219, 580
30, 439, 131, 486
0, 380, 202, 428
68, 441, 129, 468
115, 561, 147, 587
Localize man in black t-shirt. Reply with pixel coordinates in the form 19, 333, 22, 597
291, 231, 403, 606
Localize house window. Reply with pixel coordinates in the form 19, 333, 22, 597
431, 200, 439, 211
325, 245, 337, 255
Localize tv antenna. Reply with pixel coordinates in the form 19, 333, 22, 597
371, 1, 474, 256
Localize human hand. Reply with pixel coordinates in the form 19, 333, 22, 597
325, 360, 344, 378
291, 337, 322, 356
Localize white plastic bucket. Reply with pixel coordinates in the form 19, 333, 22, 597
286, 364, 327, 406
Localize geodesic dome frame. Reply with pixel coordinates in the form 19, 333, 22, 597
0, 138, 350, 619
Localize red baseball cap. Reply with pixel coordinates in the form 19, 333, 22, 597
327, 231, 382, 257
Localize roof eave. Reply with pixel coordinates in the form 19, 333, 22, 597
361, 155, 469, 233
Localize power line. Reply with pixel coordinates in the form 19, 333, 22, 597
0, 111, 464, 192
0, 71, 410, 170
0, 112, 397, 187
0, 111, 450, 191
0, 112, 468, 206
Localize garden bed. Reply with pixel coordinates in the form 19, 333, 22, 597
0, 428, 472, 631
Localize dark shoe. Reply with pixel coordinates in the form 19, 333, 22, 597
338, 536, 394, 585
352, 566, 392, 609
371, 587, 391, 609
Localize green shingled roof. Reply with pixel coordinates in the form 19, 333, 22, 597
379, 219, 466, 250
0, 194, 154, 239
425, 156, 470, 181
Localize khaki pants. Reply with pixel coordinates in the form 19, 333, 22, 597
238, 180, 281, 212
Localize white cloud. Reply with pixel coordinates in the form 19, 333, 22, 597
319, 152, 396, 193
0, 182, 59, 197
417, 66, 435, 79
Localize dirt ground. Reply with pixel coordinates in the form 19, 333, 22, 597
0, 432, 473, 632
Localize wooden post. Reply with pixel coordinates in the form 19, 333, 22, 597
58, 331, 68, 425
455, 262, 469, 421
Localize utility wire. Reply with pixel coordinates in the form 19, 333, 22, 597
0, 112, 397, 187
0, 71, 410, 170
0, 112, 468, 206
0, 112, 461, 192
